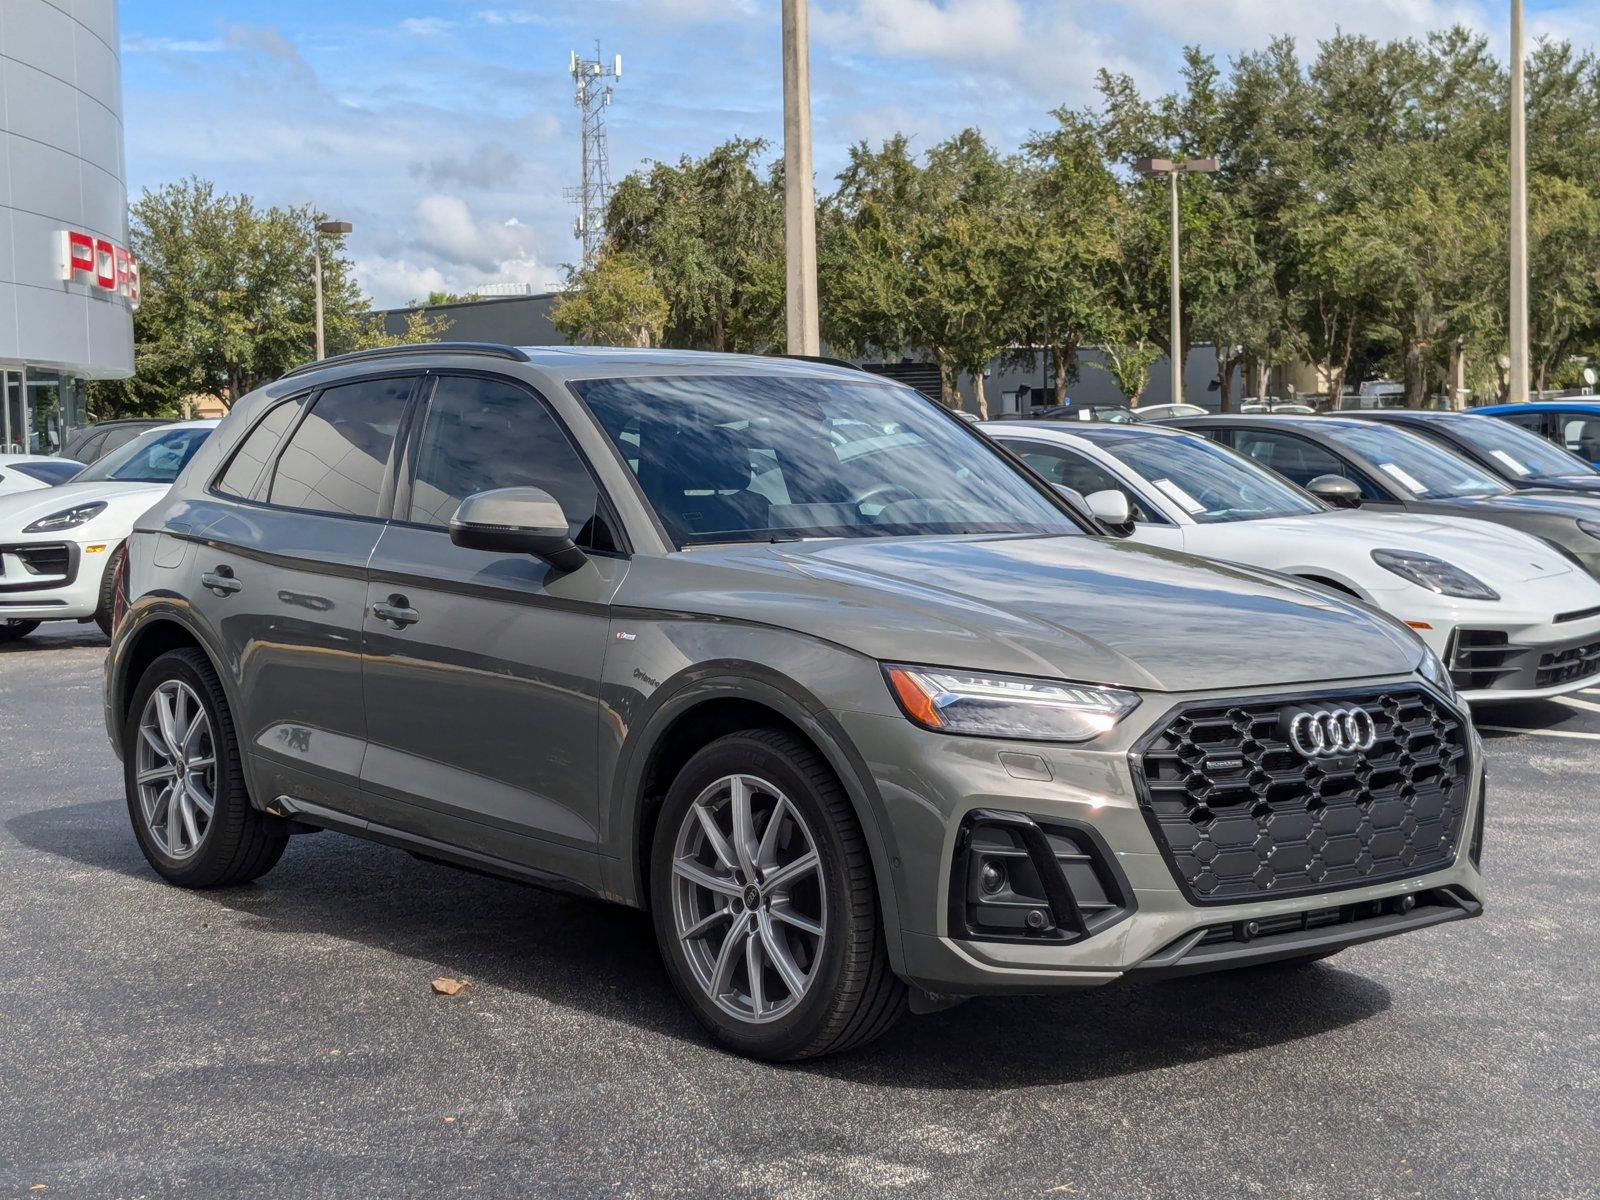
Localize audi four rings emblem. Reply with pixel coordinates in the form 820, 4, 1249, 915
1288, 708, 1378, 758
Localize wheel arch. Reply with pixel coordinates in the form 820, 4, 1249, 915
606, 665, 908, 976
109, 607, 239, 761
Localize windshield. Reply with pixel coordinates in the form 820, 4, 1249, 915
1320, 421, 1507, 499
10, 460, 83, 485
76, 426, 212, 485
1102, 433, 1324, 523
1444, 416, 1595, 480
573, 374, 1080, 547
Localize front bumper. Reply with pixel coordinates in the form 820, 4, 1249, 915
840, 673, 1486, 997
1440, 615, 1600, 701
0, 535, 112, 621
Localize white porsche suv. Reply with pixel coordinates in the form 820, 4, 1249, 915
0, 421, 216, 643
988, 420, 1600, 704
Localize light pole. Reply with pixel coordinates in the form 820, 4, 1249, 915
781, 0, 820, 356
1509, 0, 1530, 402
1135, 156, 1218, 406
312, 219, 353, 361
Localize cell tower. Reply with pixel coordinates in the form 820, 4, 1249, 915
565, 44, 621, 268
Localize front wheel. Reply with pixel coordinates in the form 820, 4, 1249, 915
0, 619, 40, 644
650, 729, 905, 1060
124, 647, 287, 887
93, 543, 124, 637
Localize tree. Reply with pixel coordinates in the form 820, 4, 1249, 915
551, 252, 670, 347
605, 139, 784, 352
121, 178, 422, 412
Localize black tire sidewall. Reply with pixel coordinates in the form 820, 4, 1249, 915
123, 649, 250, 885
0, 620, 40, 642
650, 734, 862, 1060
93, 543, 124, 637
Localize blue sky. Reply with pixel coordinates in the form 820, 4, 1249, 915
121, 0, 1593, 308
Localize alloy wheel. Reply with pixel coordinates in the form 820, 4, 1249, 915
670, 773, 828, 1024
135, 680, 217, 860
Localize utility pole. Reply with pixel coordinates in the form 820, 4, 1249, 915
312, 219, 353, 361
566, 45, 621, 269
1135, 156, 1218, 406
1509, 0, 1531, 402
782, 0, 820, 356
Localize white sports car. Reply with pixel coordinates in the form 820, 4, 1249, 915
0, 454, 83, 497
0, 421, 216, 643
986, 420, 1600, 703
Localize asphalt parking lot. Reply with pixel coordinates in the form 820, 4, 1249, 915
2, 627, 1597, 1199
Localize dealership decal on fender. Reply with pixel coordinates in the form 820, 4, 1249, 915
57, 229, 140, 307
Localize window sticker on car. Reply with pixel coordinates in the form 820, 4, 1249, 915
1489, 449, 1531, 476
1378, 462, 1428, 494
1152, 477, 1205, 514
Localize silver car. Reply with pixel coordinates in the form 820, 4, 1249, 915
105, 345, 1486, 1060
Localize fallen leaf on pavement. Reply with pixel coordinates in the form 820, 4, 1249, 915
432, 977, 470, 996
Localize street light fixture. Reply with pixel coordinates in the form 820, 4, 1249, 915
312, 219, 354, 361
1135, 156, 1219, 407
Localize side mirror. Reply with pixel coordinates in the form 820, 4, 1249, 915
450, 487, 587, 572
1306, 474, 1363, 509
1086, 488, 1134, 533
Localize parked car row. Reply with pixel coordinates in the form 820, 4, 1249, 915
7, 347, 1590, 1062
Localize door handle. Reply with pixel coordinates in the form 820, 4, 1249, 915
200, 567, 242, 596
371, 595, 420, 628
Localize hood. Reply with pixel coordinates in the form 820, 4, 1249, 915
1246, 510, 1572, 584
1443, 488, 1600, 520
0, 479, 166, 533
1518, 476, 1600, 495
627, 534, 1424, 693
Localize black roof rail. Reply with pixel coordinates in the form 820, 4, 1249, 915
280, 342, 531, 380
771, 353, 867, 371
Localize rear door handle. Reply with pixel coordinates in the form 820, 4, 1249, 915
200, 568, 242, 596
371, 596, 420, 628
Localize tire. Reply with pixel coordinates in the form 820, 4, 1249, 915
0, 620, 40, 643
92, 543, 124, 637
124, 647, 287, 887
650, 729, 905, 1060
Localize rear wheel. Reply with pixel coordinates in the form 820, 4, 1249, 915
650, 729, 905, 1060
124, 648, 287, 887
0, 620, 40, 644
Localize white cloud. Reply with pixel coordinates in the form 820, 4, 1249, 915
815, 0, 1029, 62
124, 35, 225, 53
399, 17, 454, 36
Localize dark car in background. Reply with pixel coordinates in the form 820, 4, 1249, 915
1346, 409, 1600, 496
1475, 401, 1600, 466
62, 419, 176, 466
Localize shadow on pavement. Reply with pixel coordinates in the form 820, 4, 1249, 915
1472, 697, 1591, 739
8, 798, 1391, 1090
0, 626, 107, 654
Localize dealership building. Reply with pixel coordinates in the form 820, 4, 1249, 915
0, 0, 134, 455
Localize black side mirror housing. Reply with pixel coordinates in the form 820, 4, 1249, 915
1306, 474, 1363, 509
450, 487, 588, 572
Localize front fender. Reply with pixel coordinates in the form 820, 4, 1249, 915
598, 648, 909, 978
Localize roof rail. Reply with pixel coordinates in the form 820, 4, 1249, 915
771, 353, 866, 372
280, 342, 531, 380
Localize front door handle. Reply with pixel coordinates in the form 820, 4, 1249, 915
371, 595, 420, 628
200, 567, 242, 596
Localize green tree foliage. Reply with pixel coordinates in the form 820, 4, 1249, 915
605, 138, 784, 352
559, 25, 1600, 408
111, 178, 442, 414
551, 253, 669, 347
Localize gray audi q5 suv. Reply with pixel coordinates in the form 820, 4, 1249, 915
105, 344, 1486, 1059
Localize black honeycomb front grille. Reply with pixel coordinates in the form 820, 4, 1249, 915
1131, 687, 1470, 904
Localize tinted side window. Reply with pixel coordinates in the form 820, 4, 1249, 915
1558, 414, 1600, 461
1231, 430, 1385, 500
216, 397, 307, 498
268, 378, 409, 517
1011, 443, 1159, 522
1497, 410, 1549, 437
408, 375, 613, 549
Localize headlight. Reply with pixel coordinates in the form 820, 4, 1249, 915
1417, 645, 1456, 700
1578, 519, 1600, 541
23, 501, 107, 534
884, 665, 1140, 742
1371, 549, 1499, 601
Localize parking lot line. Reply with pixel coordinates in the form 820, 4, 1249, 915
1477, 724, 1600, 741
1555, 695, 1600, 716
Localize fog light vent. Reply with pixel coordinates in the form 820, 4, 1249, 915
948, 810, 1134, 945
